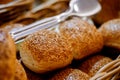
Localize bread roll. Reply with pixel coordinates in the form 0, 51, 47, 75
59, 17, 103, 60
50, 68, 90, 80
99, 19, 120, 49
0, 29, 16, 80
78, 55, 112, 77
15, 60, 27, 80
19, 29, 73, 73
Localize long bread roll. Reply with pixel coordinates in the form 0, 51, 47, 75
20, 29, 73, 73
0, 29, 16, 80
59, 17, 103, 60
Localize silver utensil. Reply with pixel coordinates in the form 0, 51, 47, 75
10, 0, 101, 43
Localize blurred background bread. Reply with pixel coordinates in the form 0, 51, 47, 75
0, 0, 33, 26
92, 0, 120, 25
78, 55, 112, 77
0, 29, 16, 80
50, 68, 90, 80
19, 29, 73, 73
59, 17, 103, 60
99, 19, 120, 49
1, 0, 69, 27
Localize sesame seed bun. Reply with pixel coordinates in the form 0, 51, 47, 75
20, 29, 73, 73
59, 17, 103, 60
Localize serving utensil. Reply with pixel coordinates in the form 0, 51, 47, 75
10, 0, 101, 43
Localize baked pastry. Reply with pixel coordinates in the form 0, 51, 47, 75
0, 29, 16, 80
78, 55, 112, 77
59, 17, 103, 60
14, 60, 27, 80
50, 68, 90, 80
19, 29, 73, 73
92, 0, 120, 25
98, 19, 120, 49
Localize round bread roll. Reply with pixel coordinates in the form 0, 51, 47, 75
59, 17, 103, 60
78, 55, 112, 77
0, 29, 16, 80
92, 0, 120, 24
99, 19, 120, 49
50, 68, 90, 80
19, 29, 73, 73
15, 60, 27, 80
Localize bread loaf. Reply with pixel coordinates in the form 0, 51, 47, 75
78, 55, 112, 77
19, 29, 73, 73
59, 17, 103, 60
99, 19, 120, 49
0, 29, 16, 80
19, 17, 104, 73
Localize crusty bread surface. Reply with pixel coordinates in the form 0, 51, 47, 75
59, 17, 103, 60
20, 29, 73, 73
0, 29, 16, 80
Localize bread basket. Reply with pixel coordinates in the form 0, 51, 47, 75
1, 0, 69, 27
0, 0, 120, 80
90, 55, 120, 80
0, 0, 34, 25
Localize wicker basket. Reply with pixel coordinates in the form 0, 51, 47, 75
90, 55, 120, 80
1, 1, 120, 80
0, 0, 69, 27
0, 0, 34, 25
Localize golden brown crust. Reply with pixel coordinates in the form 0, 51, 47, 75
14, 60, 27, 80
59, 17, 103, 60
78, 55, 112, 77
99, 19, 120, 49
50, 68, 90, 80
20, 29, 73, 73
0, 29, 16, 80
